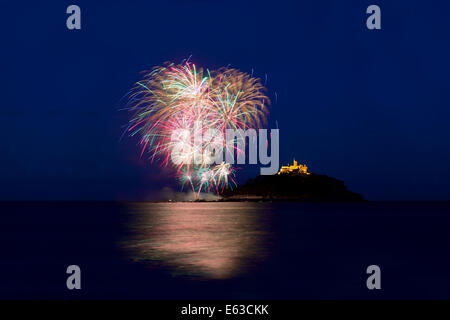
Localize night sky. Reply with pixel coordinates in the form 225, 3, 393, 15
1, 0, 450, 201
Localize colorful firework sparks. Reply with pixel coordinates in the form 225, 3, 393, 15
125, 61, 269, 197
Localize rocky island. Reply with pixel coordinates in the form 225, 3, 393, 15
222, 159, 364, 202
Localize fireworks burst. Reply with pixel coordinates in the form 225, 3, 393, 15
125, 61, 269, 197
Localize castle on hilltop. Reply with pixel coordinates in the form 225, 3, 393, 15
278, 159, 310, 175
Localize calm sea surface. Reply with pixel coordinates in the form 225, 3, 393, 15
1, 202, 450, 299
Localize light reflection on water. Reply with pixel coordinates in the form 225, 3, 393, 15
120, 202, 273, 279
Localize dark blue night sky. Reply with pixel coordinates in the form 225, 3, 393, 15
1, 0, 450, 201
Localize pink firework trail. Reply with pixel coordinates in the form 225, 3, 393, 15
125, 61, 270, 198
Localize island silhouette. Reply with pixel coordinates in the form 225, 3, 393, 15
221, 159, 364, 202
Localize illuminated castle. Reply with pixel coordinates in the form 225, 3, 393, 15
278, 159, 310, 175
